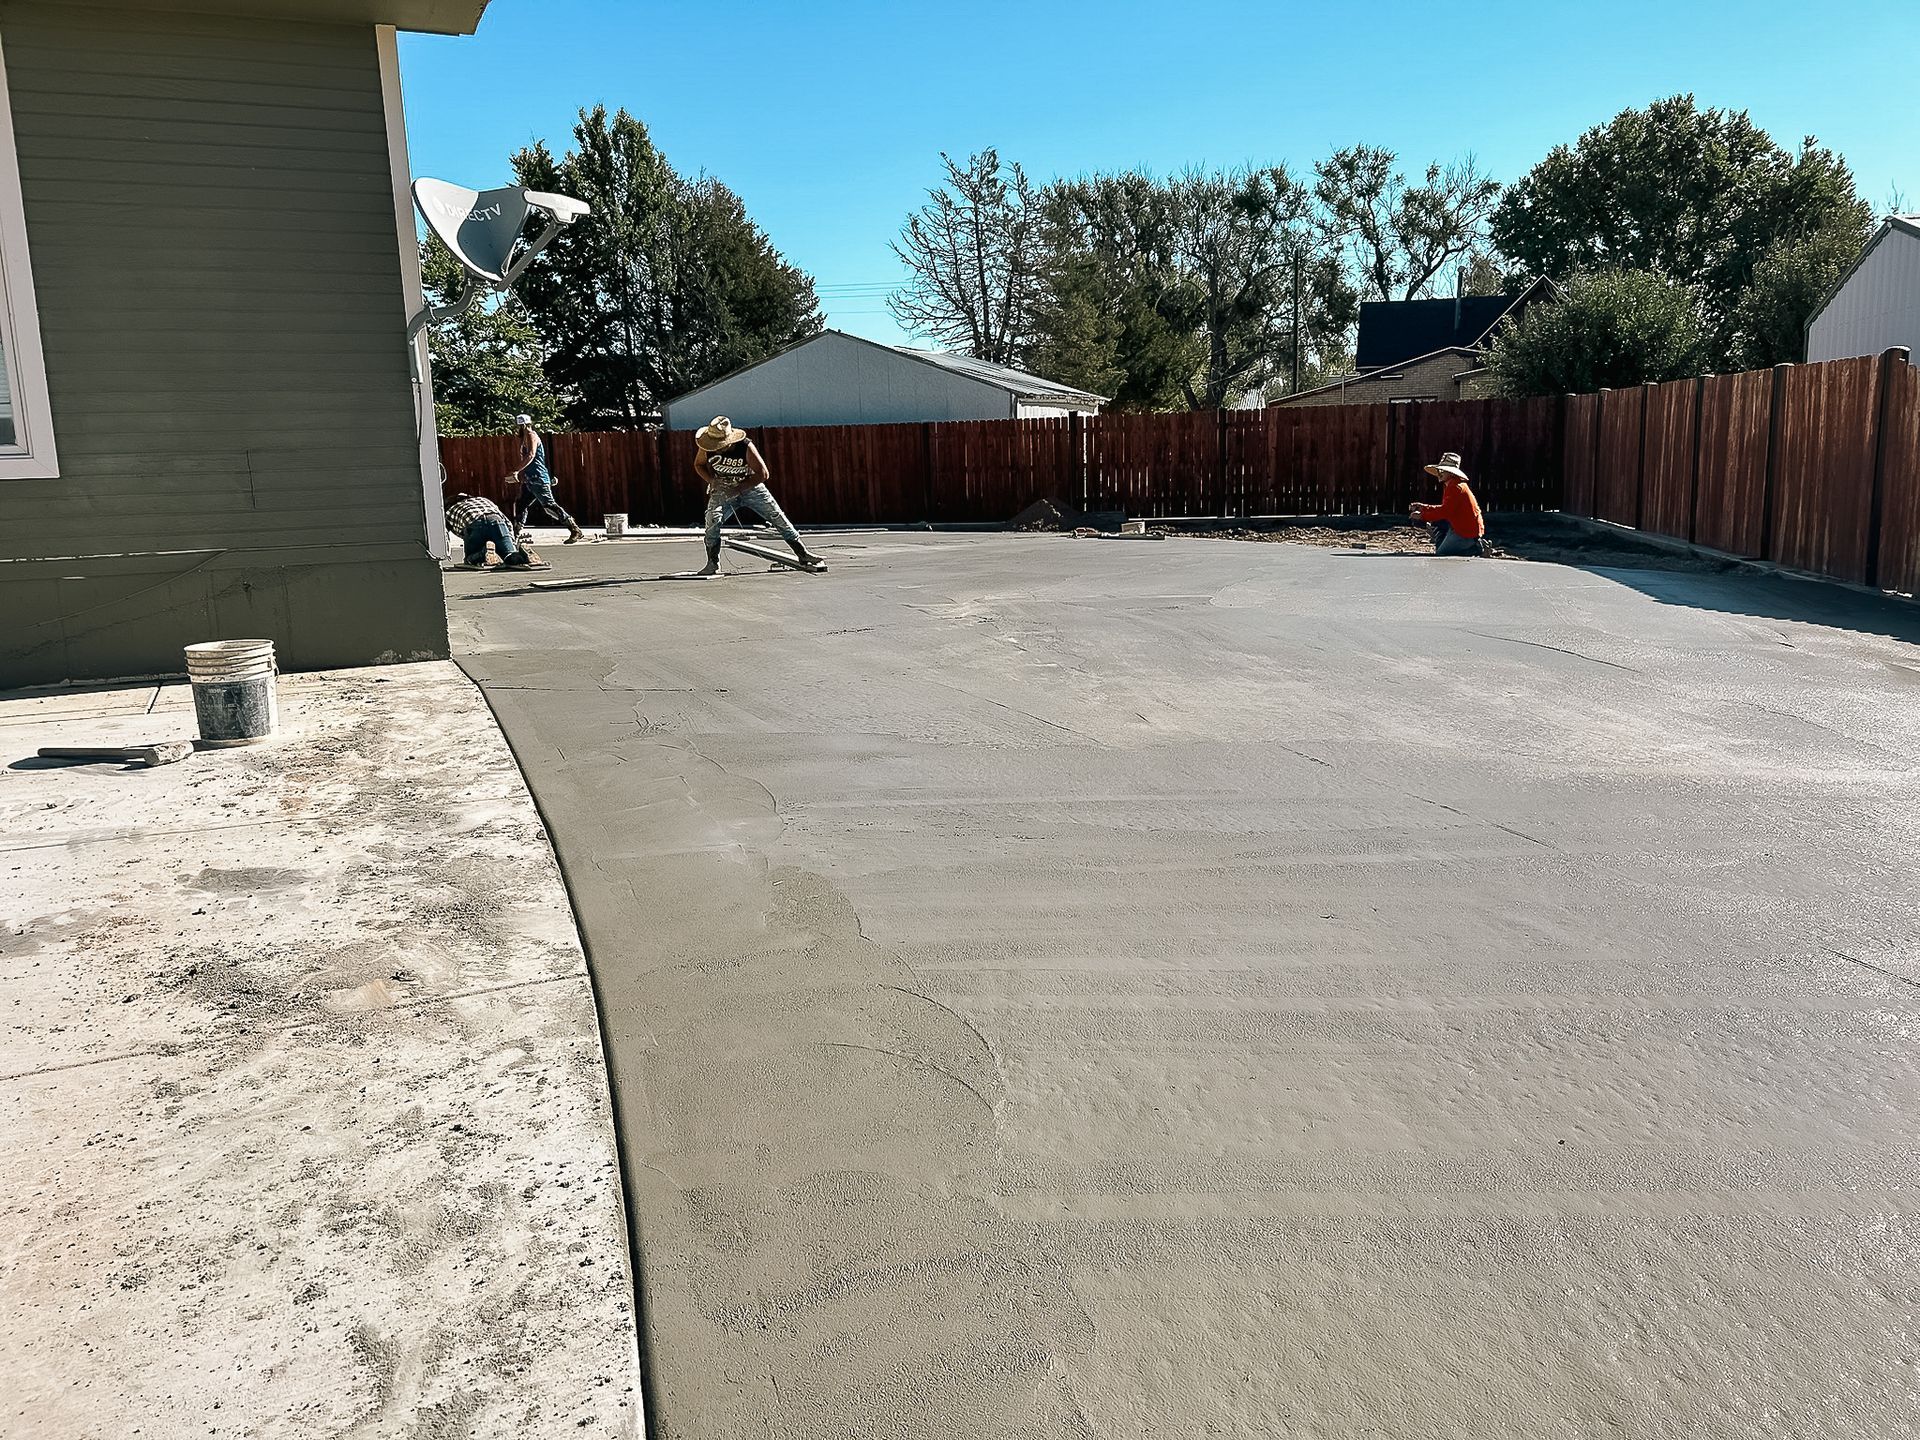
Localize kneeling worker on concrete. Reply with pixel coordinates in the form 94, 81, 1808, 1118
446, 492, 537, 569
1410, 451, 1487, 556
693, 415, 828, 575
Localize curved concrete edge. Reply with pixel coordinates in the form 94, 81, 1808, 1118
0, 660, 643, 1438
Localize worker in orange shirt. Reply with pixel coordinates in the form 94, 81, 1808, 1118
1410, 451, 1486, 556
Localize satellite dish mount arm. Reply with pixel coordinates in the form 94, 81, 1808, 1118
405, 273, 484, 349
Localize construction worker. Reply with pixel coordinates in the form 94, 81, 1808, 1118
691, 416, 828, 575
1410, 451, 1487, 556
446, 492, 537, 569
509, 414, 584, 544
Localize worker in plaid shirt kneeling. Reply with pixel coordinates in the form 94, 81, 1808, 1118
446, 492, 538, 569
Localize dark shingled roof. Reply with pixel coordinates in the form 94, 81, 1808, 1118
1355, 294, 1523, 371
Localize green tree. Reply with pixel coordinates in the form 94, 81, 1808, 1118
1728, 226, 1864, 368
510, 106, 822, 426
1172, 166, 1351, 409
1022, 252, 1125, 398
1484, 270, 1709, 397
1030, 167, 1354, 409
890, 149, 1046, 365
1490, 95, 1871, 365
1034, 171, 1198, 410
1313, 147, 1501, 301
418, 237, 562, 436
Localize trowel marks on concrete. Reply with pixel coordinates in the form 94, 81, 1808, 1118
450, 534, 1920, 1438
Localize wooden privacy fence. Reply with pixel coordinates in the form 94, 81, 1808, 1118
1561, 348, 1920, 594
439, 348, 1920, 594
440, 398, 1566, 527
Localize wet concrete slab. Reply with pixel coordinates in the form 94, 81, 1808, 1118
448, 532, 1920, 1438
1, 663, 641, 1439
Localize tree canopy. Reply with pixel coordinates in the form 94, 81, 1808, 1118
889, 150, 1046, 366
419, 237, 561, 436
1313, 147, 1501, 303
1490, 95, 1871, 365
510, 106, 822, 427
892, 144, 1483, 410
1484, 270, 1710, 396
1024, 166, 1358, 409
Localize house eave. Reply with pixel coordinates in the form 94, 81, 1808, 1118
71, 0, 491, 34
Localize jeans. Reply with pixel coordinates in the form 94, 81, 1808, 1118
516, 483, 578, 531
705, 483, 803, 551
463, 513, 519, 565
1430, 520, 1484, 557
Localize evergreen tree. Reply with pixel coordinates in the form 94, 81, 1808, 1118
510, 106, 822, 426
418, 237, 562, 436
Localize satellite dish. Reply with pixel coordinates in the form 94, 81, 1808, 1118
414, 178, 534, 285
406, 175, 591, 433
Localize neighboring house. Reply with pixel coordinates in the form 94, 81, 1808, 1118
1273, 347, 1499, 407
1, 0, 489, 689
1273, 281, 1544, 408
663, 330, 1106, 431
1806, 215, 1920, 364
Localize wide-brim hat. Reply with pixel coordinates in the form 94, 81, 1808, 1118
695, 415, 747, 452
1424, 451, 1469, 481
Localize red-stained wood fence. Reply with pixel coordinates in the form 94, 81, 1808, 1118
440, 396, 1566, 528
440, 347, 1920, 595
1559, 349, 1920, 593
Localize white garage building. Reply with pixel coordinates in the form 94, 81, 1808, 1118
663, 329, 1105, 430
1807, 215, 1920, 363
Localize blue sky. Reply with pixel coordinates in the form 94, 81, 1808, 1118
400, 0, 1919, 349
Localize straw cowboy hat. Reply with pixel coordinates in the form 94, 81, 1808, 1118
1424, 451, 1470, 481
695, 415, 748, 452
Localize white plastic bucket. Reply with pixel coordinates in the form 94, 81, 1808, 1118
184, 639, 278, 745
604, 513, 628, 539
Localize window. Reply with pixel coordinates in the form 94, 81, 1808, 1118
0, 30, 58, 479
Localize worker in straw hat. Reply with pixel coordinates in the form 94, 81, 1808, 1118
691, 416, 828, 575
1410, 452, 1487, 557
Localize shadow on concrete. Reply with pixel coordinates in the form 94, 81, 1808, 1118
8, 754, 142, 771
1317, 514, 1920, 647
1576, 566, 1920, 647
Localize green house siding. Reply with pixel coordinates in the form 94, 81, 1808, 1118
0, 1, 446, 687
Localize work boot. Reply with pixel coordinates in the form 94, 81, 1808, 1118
695, 543, 721, 578
788, 541, 829, 573
565, 524, 584, 545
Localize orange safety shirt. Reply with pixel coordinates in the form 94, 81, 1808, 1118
1414, 477, 1485, 539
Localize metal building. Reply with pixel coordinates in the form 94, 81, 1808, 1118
664, 330, 1105, 431
1807, 216, 1920, 364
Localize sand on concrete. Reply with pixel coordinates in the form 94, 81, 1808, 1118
0, 662, 641, 1439
449, 532, 1920, 1439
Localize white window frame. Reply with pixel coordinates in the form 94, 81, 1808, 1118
0, 30, 59, 481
